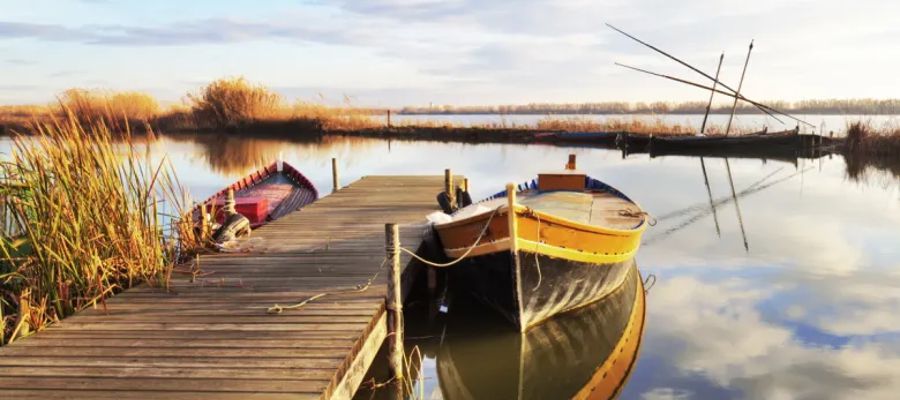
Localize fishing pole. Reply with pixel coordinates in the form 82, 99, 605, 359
700, 52, 725, 135
606, 23, 814, 127
615, 62, 785, 124
725, 40, 754, 136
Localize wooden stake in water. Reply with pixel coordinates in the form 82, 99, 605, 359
700, 53, 725, 135
385, 223, 405, 380
725, 40, 754, 136
331, 157, 340, 193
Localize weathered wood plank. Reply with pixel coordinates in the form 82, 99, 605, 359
0, 175, 453, 399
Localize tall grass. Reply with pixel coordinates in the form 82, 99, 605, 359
843, 120, 900, 181
59, 89, 159, 128
0, 116, 200, 345
186, 77, 379, 131
535, 116, 740, 135
188, 77, 283, 129
291, 101, 379, 130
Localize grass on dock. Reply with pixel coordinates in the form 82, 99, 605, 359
0, 116, 202, 345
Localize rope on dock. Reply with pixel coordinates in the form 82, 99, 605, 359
266, 259, 386, 314
398, 207, 500, 268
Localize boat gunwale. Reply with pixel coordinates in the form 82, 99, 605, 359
443, 236, 641, 265
198, 161, 318, 207
435, 202, 648, 237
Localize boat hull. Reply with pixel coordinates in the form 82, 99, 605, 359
650, 129, 799, 151
450, 249, 634, 330
438, 262, 645, 399
195, 161, 318, 229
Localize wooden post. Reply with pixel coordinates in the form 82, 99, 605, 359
386, 109, 392, 128
506, 183, 518, 254
331, 158, 339, 193
225, 188, 236, 215
385, 223, 404, 380
444, 169, 455, 210
566, 154, 576, 170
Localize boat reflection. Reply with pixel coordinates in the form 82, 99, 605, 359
424, 262, 645, 400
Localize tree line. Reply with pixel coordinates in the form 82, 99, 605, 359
399, 99, 900, 115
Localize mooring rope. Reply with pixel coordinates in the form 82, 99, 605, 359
398, 207, 501, 268
643, 273, 657, 294
266, 259, 386, 314
619, 209, 657, 226
529, 208, 543, 292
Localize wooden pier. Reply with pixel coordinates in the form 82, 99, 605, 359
0, 175, 453, 399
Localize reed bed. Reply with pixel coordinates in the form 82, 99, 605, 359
534, 116, 742, 135
843, 120, 900, 181
59, 89, 159, 128
0, 116, 201, 345
185, 77, 379, 132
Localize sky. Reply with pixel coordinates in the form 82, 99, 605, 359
0, 0, 898, 107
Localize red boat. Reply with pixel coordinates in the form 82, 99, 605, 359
197, 161, 318, 229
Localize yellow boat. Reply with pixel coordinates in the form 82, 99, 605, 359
433, 155, 649, 331
436, 262, 647, 399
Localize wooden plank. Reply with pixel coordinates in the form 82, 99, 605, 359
326, 312, 387, 400
0, 175, 454, 399
0, 390, 313, 400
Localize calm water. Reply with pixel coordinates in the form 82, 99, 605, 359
2, 133, 898, 399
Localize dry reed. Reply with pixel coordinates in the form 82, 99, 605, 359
0, 115, 200, 345
536, 116, 695, 135
58, 89, 159, 128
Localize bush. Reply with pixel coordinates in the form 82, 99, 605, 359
188, 77, 282, 129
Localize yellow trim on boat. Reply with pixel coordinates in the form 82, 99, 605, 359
573, 269, 646, 400
516, 238, 638, 264
443, 237, 639, 265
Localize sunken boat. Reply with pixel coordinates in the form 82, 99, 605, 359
432, 155, 649, 331
435, 261, 646, 399
648, 126, 799, 151
197, 160, 318, 229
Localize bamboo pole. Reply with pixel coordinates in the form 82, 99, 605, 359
700, 158, 721, 237
613, 62, 813, 128
331, 158, 339, 193
605, 23, 806, 126
724, 159, 749, 252
725, 40, 754, 136
701, 53, 725, 135
385, 223, 404, 380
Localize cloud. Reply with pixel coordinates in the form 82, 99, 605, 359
0, 21, 86, 41
0, 18, 360, 47
639, 276, 900, 400
5, 58, 35, 65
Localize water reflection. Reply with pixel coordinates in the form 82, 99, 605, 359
1, 133, 898, 399
404, 264, 645, 399
158, 133, 385, 178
